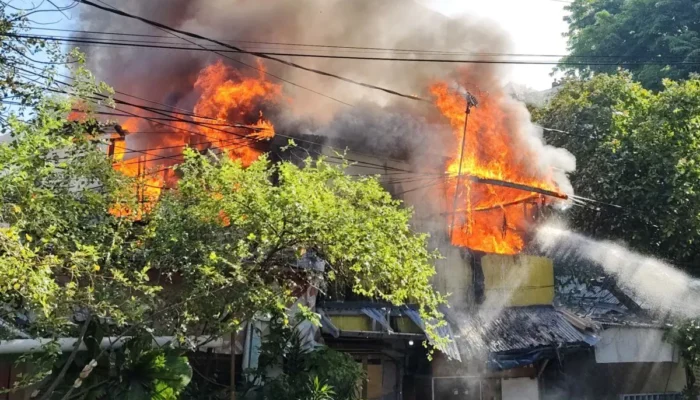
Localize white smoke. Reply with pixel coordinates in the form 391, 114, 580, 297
536, 221, 700, 317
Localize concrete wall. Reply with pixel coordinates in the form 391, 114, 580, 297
595, 327, 679, 363
502, 377, 539, 400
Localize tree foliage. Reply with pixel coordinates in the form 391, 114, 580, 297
1, 3, 445, 397
535, 73, 700, 265
667, 320, 700, 398
239, 313, 363, 400
560, 0, 700, 89
145, 149, 446, 337
2, 124, 445, 395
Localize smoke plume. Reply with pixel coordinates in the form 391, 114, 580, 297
77, 0, 573, 178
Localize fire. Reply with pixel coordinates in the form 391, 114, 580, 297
108, 60, 280, 216
431, 82, 559, 254
191, 60, 280, 166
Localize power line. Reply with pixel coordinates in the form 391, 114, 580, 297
7, 66, 579, 180
26, 26, 583, 56
75, 0, 428, 102
13, 66, 269, 147
8, 32, 699, 67
115, 136, 254, 168
23, 26, 617, 59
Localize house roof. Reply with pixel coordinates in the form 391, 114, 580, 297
556, 276, 668, 328
452, 305, 597, 370
457, 305, 596, 356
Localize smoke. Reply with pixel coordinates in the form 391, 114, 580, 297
500, 95, 576, 195
536, 221, 700, 318
78, 0, 509, 111
76, 0, 574, 172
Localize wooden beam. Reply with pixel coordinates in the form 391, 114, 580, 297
471, 177, 568, 200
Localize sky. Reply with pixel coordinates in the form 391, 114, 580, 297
423, 0, 571, 90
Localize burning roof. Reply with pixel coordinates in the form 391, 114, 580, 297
432, 83, 567, 255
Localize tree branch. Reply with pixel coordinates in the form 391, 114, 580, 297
38, 315, 92, 400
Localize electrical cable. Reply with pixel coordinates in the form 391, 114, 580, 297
6, 33, 700, 67
26, 26, 600, 58
11, 67, 267, 146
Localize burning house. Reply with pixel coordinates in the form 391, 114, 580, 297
56, 0, 688, 399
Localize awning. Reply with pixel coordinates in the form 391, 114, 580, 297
318, 303, 461, 360
319, 310, 340, 338
403, 308, 462, 362
361, 307, 393, 332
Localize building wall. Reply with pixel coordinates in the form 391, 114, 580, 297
501, 377, 539, 400
541, 350, 686, 399
0, 358, 30, 400
367, 363, 383, 399
482, 254, 554, 307
595, 327, 679, 363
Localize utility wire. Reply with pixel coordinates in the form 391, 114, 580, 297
12, 66, 266, 145
8, 58, 584, 188
7, 33, 700, 67
7, 68, 426, 176
25, 26, 591, 58
7, 68, 576, 180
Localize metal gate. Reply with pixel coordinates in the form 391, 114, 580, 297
620, 394, 682, 400
430, 376, 501, 400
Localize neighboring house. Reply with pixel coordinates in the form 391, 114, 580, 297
542, 275, 686, 399
317, 302, 454, 400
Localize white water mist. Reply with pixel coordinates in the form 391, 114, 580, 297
536, 222, 700, 318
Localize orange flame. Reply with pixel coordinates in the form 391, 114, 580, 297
108, 60, 280, 217
191, 60, 280, 166
431, 82, 558, 254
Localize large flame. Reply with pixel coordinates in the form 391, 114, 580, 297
431, 82, 558, 254
189, 60, 279, 166
109, 60, 280, 216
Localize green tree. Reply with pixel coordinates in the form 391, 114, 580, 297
238, 312, 363, 400
2, 110, 446, 397
667, 320, 700, 398
535, 73, 700, 265
560, 0, 700, 89
145, 149, 446, 338
1, 5, 445, 398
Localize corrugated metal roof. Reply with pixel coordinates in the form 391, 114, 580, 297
403, 308, 462, 362
457, 305, 593, 358
556, 277, 667, 328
